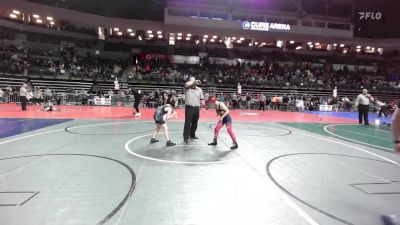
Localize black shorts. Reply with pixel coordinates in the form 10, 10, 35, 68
153, 112, 166, 125
221, 114, 232, 125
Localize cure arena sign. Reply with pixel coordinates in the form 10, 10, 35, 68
242, 21, 291, 31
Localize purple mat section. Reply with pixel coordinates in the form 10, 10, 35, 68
0, 118, 72, 139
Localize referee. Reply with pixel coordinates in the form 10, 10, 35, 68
19, 83, 28, 111
183, 77, 205, 144
356, 89, 374, 125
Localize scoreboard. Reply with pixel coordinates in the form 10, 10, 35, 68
353, 0, 400, 38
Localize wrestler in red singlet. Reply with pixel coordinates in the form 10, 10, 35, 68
208, 96, 238, 150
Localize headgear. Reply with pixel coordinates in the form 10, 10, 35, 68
209, 96, 217, 104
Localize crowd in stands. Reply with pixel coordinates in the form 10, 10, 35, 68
2, 83, 394, 119
1, 37, 399, 94
127, 56, 400, 92
0, 18, 399, 101
0, 43, 127, 80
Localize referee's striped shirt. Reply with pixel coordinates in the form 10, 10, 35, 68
356, 94, 373, 106
184, 86, 204, 107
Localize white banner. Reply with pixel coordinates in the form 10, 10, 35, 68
94, 97, 111, 106
319, 104, 333, 112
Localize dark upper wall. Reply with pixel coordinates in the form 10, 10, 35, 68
24, 0, 166, 21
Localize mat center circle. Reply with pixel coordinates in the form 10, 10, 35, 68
125, 132, 240, 164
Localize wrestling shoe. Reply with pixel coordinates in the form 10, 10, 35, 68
150, 138, 159, 143
208, 138, 217, 146
166, 140, 176, 147
230, 142, 238, 150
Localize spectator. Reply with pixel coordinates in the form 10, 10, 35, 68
19, 83, 28, 111
33, 87, 43, 105
259, 93, 266, 111
44, 86, 53, 101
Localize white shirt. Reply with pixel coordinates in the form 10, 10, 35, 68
356, 94, 373, 106
20, 87, 28, 97
184, 87, 204, 107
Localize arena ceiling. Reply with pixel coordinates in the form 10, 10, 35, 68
24, 0, 385, 20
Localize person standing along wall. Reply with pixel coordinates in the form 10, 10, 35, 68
131, 88, 142, 117
19, 84, 28, 111
259, 93, 266, 111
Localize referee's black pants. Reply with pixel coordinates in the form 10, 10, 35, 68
20, 96, 27, 111
259, 101, 265, 111
184, 105, 200, 140
358, 104, 370, 125
133, 100, 140, 113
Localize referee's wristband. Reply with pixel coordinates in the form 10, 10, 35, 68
394, 141, 400, 144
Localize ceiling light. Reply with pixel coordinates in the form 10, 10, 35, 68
12, 10, 20, 15
232, 37, 236, 40
307, 42, 312, 45
130, 33, 135, 36
36, 19, 43, 23
356, 45, 361, 49
46, 16, 53, 21
157, 31, 162, 35
33, 14, 40, 19
334, 43, 338, 47
213, 35, 217, 39
177, 36, 182, 40
315, 42, 320, 46
237, 40, 242, 43
186, 37, 190, 40
169, 36, 174, 40
343, 50, 347, 53
127, 29, 133, 32
290, 41, 295, 44
202, 38, 207, 42
158, 35, 163, 38
187, 33, 191, 37
177, 33, 182, 36
9, 14, 17, 19
356, 49, 361, 52
340, 44, 345, 47
249, 43, 252, 46
149, 34, 154, 38
240, 37, 244, 40
210, 39, 215, 42
117, 31, 122, 36
204, 35, 208, 38
50, 21, 55, 25
147, 30, 152, 34
113, 28, 119, 31
296, 46, 302, 50
366, 46, 371, 49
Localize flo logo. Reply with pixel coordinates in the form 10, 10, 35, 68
359, 12, 382, 20
242, 21, 251, 30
